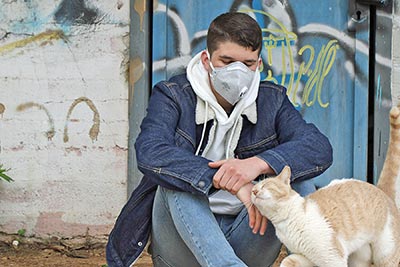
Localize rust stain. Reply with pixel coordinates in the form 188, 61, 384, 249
64, 97, 100, 143
0, 103, 5, 117
16, 102, 56, 140
0, 30, 67, 55
134, 0, 147, 31
129, 56, 145, 100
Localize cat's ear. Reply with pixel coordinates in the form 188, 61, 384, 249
279, 166, 291, 186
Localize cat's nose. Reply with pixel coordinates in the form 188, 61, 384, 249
252, 188, 258, 195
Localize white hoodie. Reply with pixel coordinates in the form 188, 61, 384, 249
186, 51, 260, 215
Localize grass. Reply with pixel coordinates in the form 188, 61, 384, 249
0, 164, 13, 182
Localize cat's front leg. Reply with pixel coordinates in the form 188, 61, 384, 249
280, 254, 315, 267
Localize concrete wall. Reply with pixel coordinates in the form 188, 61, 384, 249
0, 0, 129, 238
393, 0, 400, 104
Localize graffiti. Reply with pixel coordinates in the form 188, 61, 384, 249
64, 97, 100, 143
9, 98, 100, 143
376, 74, 383, 109
246, 9, 339, 107
0, 30, 67, 55
151, 0, 392, 110
54, 0, 99, 25
299, 40, 339, 108
16, 102, 56, 140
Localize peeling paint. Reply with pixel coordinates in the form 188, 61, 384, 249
16, 102, 56, 140
0, 30, 67, 55
63, 97, 100, 143
0, 103, 5, 117
64, 146, 82, 156
112, 144, 128, 157
10, 144, 24, 151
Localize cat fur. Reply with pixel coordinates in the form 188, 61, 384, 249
251, 105, 400, 267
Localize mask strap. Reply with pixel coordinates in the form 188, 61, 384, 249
206, 50, 217, 72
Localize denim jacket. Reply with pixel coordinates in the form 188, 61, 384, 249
106, 74, 333, 267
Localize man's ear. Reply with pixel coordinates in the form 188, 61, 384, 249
201, 50, 210, 72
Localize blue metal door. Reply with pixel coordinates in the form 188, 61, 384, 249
128, 0, 392, 189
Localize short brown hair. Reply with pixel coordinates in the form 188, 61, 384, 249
207, 12, 262, 56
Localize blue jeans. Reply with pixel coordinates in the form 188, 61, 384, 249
150, 180, 314, 267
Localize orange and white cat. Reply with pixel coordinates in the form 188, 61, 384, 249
251, 105, 400, 267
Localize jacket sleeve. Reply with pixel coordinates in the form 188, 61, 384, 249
135, 81, 216, 195
256, 92, 333, 181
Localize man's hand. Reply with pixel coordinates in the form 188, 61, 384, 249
208, 156, 272, 195
236, 183, 268, 235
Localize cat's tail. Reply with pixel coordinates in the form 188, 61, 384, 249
377, 104, 400, 208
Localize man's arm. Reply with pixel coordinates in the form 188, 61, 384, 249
135, 81, 216, 195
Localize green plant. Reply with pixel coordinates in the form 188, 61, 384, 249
17, 228, 26, 237
0, 164, 13, 182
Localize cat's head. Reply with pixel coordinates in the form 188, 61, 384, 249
251, 166, 294, 214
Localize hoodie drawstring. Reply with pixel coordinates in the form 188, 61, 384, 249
195, 101, 209, 156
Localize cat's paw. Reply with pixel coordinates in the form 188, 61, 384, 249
280, 254, 314, 267
280, 256, 300, 267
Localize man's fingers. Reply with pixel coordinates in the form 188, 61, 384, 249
248, 206, 256, 229
260, 217, 268, 236
208, 159, 226, 168
252, 209, 262, 234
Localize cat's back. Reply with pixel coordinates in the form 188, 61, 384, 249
307, 179, 400, 238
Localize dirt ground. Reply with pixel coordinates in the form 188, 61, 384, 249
0, 245, 286, 267
0, 234, 286, 267
0, 234, 152, 267
0, 244, 152, 267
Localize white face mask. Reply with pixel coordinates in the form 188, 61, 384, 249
208, 52, 257, 105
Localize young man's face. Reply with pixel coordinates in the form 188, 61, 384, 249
200, 41, 261, 111
202, 41, 260, 72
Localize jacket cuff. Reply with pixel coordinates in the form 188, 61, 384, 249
256, 151, 288, 179
191, 167, 216, 194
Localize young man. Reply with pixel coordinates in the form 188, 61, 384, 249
107, 12, 332, 267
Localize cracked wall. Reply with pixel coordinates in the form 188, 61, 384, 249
0, 0, 129, 238
393, 0, 400, 105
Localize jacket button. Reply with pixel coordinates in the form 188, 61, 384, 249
198, 181, 205, 188
138, 242, 143, 247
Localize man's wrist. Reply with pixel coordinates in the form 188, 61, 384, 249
250, 156, 273, 175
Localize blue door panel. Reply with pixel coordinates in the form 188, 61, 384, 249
151, 0, 371, 187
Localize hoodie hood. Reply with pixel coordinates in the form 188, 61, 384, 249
187, 51, 259, 126
186, 51, 260, 160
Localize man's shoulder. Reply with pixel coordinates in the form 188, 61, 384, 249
153, 73, 192, 93
259, 80, 287, 96
164, 73, 191, 88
